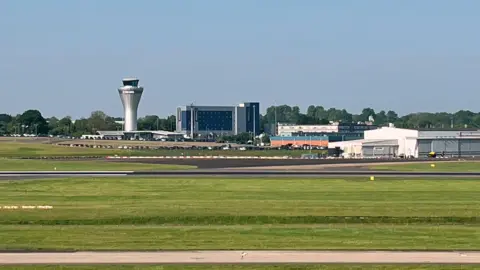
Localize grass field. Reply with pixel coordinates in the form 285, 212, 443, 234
1, 224, 477, 250
3, 265, 479, 270
2, 265, 478, 270
0, 177, 478, 251
0, 159, 195, 171
370, 161, 480, 172
0, 141, 156, 157
0, 141, 322, 157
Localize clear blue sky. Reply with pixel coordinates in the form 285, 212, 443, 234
2, 0, 480, 119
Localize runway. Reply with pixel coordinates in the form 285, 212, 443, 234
1, 251, 480, 264
1, 170, 480, 180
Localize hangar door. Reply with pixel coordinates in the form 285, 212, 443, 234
419, 139, 459, 156
362, 145, 398, 158
459, 139, 480, 156
431, 139, 458, 155
417, 139, 432, 156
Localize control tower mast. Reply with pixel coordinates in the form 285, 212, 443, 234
118, 77, 144, 132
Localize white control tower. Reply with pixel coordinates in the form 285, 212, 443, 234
118, 77, 144, 132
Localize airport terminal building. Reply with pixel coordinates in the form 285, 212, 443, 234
176, 102, 260, 137
275, 122, 378, 143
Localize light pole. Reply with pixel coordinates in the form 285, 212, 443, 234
190, 103, 195, 139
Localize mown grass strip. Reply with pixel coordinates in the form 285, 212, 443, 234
1, 178, 479, 224
1, 224, 478, 251
0, 159, 195, 171
3, 215, 479, 225
0, 142, 160, 157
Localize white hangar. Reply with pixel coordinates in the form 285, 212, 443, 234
329, 125, 480, 158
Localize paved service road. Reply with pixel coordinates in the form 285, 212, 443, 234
1, 251, 480, 264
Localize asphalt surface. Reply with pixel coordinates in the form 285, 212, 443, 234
0, 170, 480, 181
1, 251, 480, 264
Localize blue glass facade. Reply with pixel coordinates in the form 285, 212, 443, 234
180, 109, 233, 132
245, 102, 260, 135
197, 111, 233, 131
177, 102, 260, 135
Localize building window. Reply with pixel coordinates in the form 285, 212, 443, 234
197, 110, 233, 131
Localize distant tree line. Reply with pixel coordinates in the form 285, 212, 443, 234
0, 110, 176, 138
260, 105, 480, 131
1, 106, 479, 138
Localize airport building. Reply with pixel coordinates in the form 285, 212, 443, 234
176, 102, 260, 137
89, 77, 185, 141
276, 122, 377, 142
270, 135, 329, 148
329, 124, 480, 158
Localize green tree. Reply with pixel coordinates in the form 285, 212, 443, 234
138, 115, 160, 130
72, 118, 89, 137
473, 115, 480, 128
375, 110, 387, 125
47, 117, 61, 135
58, 116, 73, 135
360, 108, 376, 122
165, 115, 176, 131
454, 110, 476, 127
306, 105, 316, 117
87, 111, 117, 132
386, 110, 398, 123
18, 109, 48, 134
0, 114, 12, 135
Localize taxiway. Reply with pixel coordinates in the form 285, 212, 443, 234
1, 251, 480, 264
